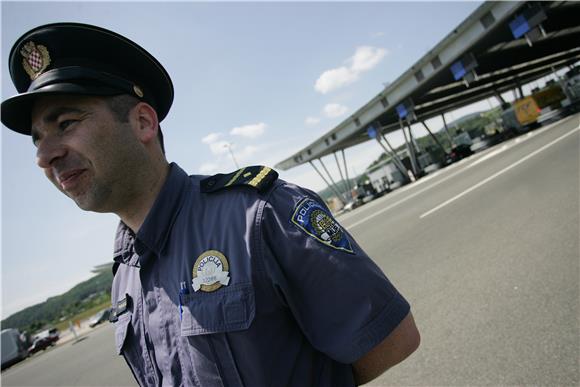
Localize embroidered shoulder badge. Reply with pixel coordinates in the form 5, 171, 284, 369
192, 250, 230, 292
291, 198, 354, 254
21, 41, 51, 80
201, 165, 278, 193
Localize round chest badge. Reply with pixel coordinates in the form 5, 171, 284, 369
191, 250, 230, 292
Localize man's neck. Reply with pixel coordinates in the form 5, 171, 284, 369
119, 162, 170, 233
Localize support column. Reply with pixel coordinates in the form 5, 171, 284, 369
441, 113, 453, 144
515, 78, 524, 99
375, 137, 408, 180
410, 123, 423, 155
341, 149, 353, 198
309, 160, 346, 205
421, 121, 448, 155
333, 152, 349, 202
494, 90, 507, 105
401, 119, 420, 178
374, 121, 409, 179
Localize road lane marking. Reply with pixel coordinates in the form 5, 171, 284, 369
420, 126, 580, 219
346, 164, 480, 229
468, 145, 508, 168
342, 115, 579, 229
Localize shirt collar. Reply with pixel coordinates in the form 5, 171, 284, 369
113, 162, 190, 264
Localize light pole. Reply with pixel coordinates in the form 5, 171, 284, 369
224, 143, 240, 169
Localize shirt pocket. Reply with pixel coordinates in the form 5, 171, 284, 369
114, 314, 154, 387
180, 283, 255, 387
180, 282, 255, 336
114, 314, 132, 355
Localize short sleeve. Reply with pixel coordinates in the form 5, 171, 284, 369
259, 182, 410, 364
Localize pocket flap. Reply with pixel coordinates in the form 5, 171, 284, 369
114, 315, 131, 355
181, 283, 255, 336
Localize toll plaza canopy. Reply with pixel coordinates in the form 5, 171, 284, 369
275, 1, 580, 171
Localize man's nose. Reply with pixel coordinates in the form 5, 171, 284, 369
36, 136, 67, 169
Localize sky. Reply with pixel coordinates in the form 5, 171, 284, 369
1, 1, 489, 318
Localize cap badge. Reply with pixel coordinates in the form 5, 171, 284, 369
20, 41, 51, 80
192, 250, 230, 292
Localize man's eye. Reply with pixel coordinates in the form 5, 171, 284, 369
59, 120, 76, 130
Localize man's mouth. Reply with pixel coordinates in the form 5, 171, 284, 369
57, 169, 86, 191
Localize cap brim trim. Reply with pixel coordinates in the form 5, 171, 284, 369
1, 84, 123, 135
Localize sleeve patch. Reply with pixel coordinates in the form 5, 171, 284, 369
291, 198, 354, 254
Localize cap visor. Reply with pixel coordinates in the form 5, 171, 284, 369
1, 83, 122, 135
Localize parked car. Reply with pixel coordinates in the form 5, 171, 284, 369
29, 327, 59, 351
28, 336, 55, 354
470, 137, 492, 153
1, 329, 28, 369
445, 144, 473, 164
89, 308, 112, 328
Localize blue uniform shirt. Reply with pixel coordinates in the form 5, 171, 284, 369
111, 163, 410, 386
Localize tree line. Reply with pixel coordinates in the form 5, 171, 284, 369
2, 269, 113, 334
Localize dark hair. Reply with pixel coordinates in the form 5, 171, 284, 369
106, 94, 165, 153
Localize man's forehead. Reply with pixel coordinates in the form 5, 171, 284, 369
32, 95, 99, 118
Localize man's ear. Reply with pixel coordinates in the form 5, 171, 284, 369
132, 102, 159, 145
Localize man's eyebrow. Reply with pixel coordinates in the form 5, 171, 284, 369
31, 106, 87, 144
42, 106, 86, 124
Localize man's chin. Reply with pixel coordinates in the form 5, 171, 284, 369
70, 194, 103, 213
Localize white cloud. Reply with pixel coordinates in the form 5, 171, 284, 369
201, 132, 222, 144
323, 103, 348, 118
315, 67, 359, 94
349, 46, 387, 73
230, 122, 267, 138
199, 162, 219, 174
305, 116, 321, 126
314, 46, 388, 94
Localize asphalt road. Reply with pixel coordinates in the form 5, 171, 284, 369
2, 114, 578, 386
2, 324, 135, 386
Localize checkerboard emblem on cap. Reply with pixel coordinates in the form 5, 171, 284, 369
20, 41, 51, 80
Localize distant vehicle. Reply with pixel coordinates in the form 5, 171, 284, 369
561, 67, 580, 113
31, 327, 59, 346
342, 201, 359, 212
445, 144, 473, 164
89, 308, 112, 328
470, 136, 492, 153
513, 96, 542, 126
28, 336, 55, 355
1, 329, 28, 370
502, 83, 567, 134
565, 67, 580, 98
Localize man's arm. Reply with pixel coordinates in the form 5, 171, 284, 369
352, 311, 420, 385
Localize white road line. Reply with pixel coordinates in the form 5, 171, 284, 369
343, 115, 580, 229
419, 126, 580, 219
468, 145, 508, 168
346, 164, 478, 229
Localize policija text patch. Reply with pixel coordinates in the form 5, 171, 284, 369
291, 198, 354, 254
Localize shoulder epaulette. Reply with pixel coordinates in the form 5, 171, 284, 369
200, 166, 279, 194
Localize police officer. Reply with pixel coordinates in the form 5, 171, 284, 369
2, 23, 419, 386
